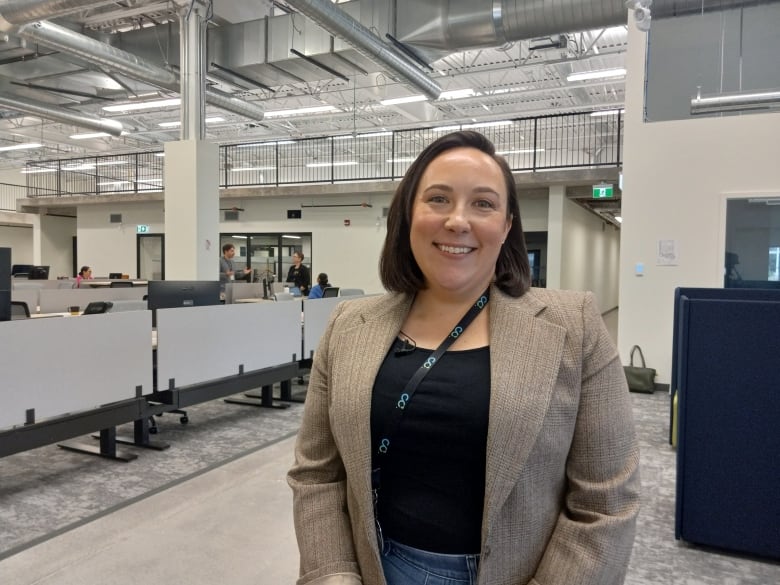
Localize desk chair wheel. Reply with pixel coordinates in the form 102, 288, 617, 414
148, 416, 158, 434
179, 415, 189, 425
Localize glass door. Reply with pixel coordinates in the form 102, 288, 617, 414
137, 234, 164, 280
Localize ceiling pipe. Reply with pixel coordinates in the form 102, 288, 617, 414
284, 0, 441, 101
0, 90, 123, 136
691, 89, 780, 115
0, 0, 119, 31
13, 19, 265, 121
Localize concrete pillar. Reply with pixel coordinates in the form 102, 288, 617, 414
163, 140, 219, 280
545, 185, 565, 290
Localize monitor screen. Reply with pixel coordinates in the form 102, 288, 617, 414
11, 264, 33, 276
108, 272, 123, 279
147, 280, 221, 310
28, 266, 50, 280
289, 286, 302, 297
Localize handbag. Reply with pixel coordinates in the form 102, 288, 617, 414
624, 345, 656, 393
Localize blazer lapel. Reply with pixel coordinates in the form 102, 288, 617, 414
483, 289, 567, 528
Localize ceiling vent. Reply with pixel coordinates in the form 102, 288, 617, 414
110, 213, 122, 223
224, 210, 239, 221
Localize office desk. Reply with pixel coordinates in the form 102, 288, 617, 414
86, 280, 147, 288
234, 297, 273, 303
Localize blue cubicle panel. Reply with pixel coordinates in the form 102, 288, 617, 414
675, 297, 780, 560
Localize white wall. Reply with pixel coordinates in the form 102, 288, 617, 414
40, 215, 76, 278
619, 24, 780, 382
0, 225, 33, 265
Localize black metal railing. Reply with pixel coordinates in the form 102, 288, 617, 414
19, 111, 623, 199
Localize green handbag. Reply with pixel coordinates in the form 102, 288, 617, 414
624, 345, 656, 393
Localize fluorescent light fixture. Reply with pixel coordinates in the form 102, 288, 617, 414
496, 148, 545, 154
230, 166, 275, 172
96, 160, 128, 167
98, 180, 131, 186
438, 89, 476, 100
591, 109, 625, 117
69, 132, 112, 139
237, 140, 296, 148
614, 215, 623, 223
62, 163, 95, 171
21, 167, 56, 174
231, 235, 247, 239
264, 105, 337, 118
0, 142, 42, 152
306, 161, 358, 168
433, 125, 461, 133
154, 152, 165, 157
282, 234, 301, 239
158, 116, 225, 128
358, 131, 392, 138
463, 120, 513, 129
103, 97, 181, 112
748, 197, 780, 205
380, 95, 427, 106
567, 68, 626, 82
386, 157, 416, 163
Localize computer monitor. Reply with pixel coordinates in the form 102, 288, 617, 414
288, 286, 302, 297
11, 264, 33, 276
147, 280, 222, 310
108, 272, 123, 279
28, 266, 50, 280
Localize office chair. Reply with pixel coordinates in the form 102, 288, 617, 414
322, 286, 340, 298
273, 292, 295, 301
339, 288, 364, 296
10, 301, 30, 319
109, 280, 134, 287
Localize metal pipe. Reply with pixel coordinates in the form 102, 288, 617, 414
180, 2, 207, 140
284, 0, 441, 100
691, 90, 780, 115
0, 90, 123, 135
0, 0, 119, 31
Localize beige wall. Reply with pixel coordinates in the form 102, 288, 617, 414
619, 24, 780, 382
40, 215, 76, 278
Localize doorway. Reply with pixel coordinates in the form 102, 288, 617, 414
137, 234, 164, 280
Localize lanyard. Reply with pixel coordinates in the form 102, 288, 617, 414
371, 288, 490, 490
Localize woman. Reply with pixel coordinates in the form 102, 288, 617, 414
308, 273, 330, 299
286, 251, 311, 296
75, 266, 92, 288
288, 131, 640, 585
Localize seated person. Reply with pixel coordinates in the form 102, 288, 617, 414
75, 266, 93, 288
308, 273, 331, 299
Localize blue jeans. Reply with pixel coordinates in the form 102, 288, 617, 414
380, 538, 480, 585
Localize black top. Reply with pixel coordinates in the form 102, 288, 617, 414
286, 264, 311, 295
370, 341, 491, 554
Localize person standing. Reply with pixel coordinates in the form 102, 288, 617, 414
288, 131, 640, 585
220, 243, 251, 284
286, 251, 311, 296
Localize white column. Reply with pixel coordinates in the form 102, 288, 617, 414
163, 140, 219, 280
545, 185, 565, 290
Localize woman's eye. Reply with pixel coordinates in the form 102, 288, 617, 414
475, 199, 497, 209
428, 194, 448, 204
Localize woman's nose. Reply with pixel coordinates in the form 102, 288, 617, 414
444, 206, 470, 232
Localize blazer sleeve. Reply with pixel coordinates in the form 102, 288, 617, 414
532, 292, 641, 585
287, 302, 363, 585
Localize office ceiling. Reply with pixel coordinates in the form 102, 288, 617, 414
0, 0, 627, 222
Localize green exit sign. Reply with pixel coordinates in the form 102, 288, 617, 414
593, 183, 614, 199
137, 224, 150, 234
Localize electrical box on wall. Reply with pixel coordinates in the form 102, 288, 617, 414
287, 209, 302, 219
110, 213, 122, 223
224, 210, 239, 221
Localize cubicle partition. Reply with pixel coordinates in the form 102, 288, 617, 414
302, 297, 343, 358
11, 288, 39, 313
674, 291, 780, 560
39, 287, 146, 313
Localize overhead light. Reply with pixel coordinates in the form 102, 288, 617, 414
614, 215, 623, 223
282, 234, 301, 239
98, 180, 131, 186
438, 89, 476, 100
157, 116, 225, 128
62, 163, 95, 170
154, 152, 165, 157
306, 161, 357, 168
432, 125, 461, 133
96, 161, 128, 166
386, 157, 416, 163
70, 132, 112, 140
264, 105, 337, 118
231, 235, 247, 239
567, 68, 626, 82
103, 97, 181, 112
380, 95, 427, 106
0, 142, 42, 152
21, 167, 56, 174
230, 166, 275, 172
496, 148, 545, 154
590, 109, 625, 117
748, 197, 780, 205
237, 140, 296, 148
463, 120, 513, 129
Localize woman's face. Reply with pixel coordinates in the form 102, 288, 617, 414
292, 253, 302, 266
409, 147, 512, 299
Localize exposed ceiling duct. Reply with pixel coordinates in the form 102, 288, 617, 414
0, 0, 119, 31
284, 0, 442, 100
12, 18, 265, 121
691, 89, 780, 115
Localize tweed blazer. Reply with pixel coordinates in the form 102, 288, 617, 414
288, 285, 640, 585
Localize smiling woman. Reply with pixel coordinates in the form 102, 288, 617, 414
288, 131, 640, 585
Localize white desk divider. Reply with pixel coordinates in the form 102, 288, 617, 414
155, 301, 302, 389
303, 297, 344, 358
225, 282, 265, 304
0, 311, 153, 431
11, 288, 40, 313
39, 287, 146, 314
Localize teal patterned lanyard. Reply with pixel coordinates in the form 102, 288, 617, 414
371, 288, 490, 490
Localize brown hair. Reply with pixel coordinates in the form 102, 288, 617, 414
379, 130, 530, 297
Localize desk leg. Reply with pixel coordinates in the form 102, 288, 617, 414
279, 379, 306, 403
225, 384, 289, 409
59, 427, 138, 462
103, 418, 170, 450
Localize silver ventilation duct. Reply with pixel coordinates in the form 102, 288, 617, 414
691, 90, 780, 115
0, 91, 123, 136
13, 19, 265, 121
0, 0, 119, 31
284, 0, 441, 100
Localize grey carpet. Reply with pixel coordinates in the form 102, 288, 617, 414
0, 385, 305, 560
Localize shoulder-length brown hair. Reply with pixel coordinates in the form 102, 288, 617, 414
379, 130, 530, 297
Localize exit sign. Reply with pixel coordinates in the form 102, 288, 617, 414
593, 183, 614, 199
137, 224, 150, 234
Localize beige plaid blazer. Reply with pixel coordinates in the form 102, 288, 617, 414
288, 285, 640, 585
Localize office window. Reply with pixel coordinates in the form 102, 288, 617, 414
769, 246, 780, 282
724, 198, 780, 288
